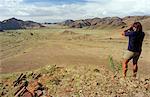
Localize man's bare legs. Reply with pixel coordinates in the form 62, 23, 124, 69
122, 60, 138, 78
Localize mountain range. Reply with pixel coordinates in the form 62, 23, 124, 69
0, 16, 150, 31
0, 18, 44, 30
60, 16, 150, 31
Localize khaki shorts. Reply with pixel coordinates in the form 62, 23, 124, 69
123, 50, 141, 64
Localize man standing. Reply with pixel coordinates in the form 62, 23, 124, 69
121, 22, 145, 78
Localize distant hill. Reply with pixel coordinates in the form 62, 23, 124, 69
0, 18, 44, 30
60, 17, 126, 28
122, 16, 150, 31
60, 16, 150, 30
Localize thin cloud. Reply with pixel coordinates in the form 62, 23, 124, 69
0, 0, 149, 22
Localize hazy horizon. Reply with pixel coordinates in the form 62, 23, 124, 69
1, 15, 150, 24
0, 0, 150, 23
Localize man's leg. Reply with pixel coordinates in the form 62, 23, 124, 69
122, 50, 134, 78
132, 52, 140, 78
132, 63, 138, 77
122, 59, 129, 78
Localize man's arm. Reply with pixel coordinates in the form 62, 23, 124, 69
122, 30, 135, 36
122, 27, 134, 36
121, 30, 129, 36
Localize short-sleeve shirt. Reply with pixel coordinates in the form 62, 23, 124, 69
125, 31, 145, 52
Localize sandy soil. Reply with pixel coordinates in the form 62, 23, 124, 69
0, 28, 150, 78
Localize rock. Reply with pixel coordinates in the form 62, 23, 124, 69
93, 69, 100, 73
22, 91, 33, 97
144, 83, 149, 91
30, 33, 33, 36
134, 92, 145, 97
35, 90, 43, 96
96, 83, 100, 85
117, 89, 125, 94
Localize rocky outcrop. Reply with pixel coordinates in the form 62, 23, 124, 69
0, 18, 44, 30
1, 65, 150, 97
61, 20, 75, 26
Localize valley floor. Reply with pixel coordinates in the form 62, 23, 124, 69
0, 27, 150, 96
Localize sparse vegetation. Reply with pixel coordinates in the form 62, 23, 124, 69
0, 20, 150, 96
109, 56, 123, 79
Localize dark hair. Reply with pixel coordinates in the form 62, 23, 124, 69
124, 22, 143, 33
132, 22, 143, 32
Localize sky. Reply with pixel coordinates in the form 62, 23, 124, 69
0, 0, 150, 23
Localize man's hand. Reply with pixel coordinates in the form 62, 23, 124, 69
121, 31, 125, 36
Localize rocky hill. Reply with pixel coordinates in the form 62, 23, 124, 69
60, 16, 150, 30
60, 17, 125, 28
0, 18, 44, 30
1, 64, 150, 97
